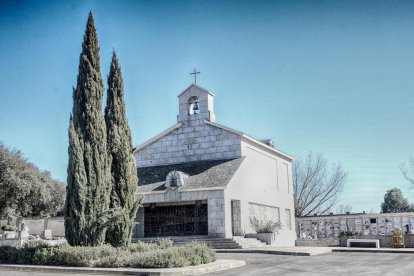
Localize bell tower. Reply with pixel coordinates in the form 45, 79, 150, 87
177, 84, 216, 123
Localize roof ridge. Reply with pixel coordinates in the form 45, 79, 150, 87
177, 83, 215, 98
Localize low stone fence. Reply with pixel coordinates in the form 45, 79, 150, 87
296, 238, 340, 247
297, 235, 414, 248
0, 217, 65, 237
0, 238, 67, 247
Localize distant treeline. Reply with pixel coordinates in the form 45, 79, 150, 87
0, 142, 65, 219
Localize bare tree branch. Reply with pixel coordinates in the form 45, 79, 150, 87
400, 158, 414, 186
293, 151, 347, 217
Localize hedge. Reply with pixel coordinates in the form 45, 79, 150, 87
0, 240, 215, 268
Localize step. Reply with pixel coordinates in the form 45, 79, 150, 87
231, 236, 269, 249
134, 236, 267, 250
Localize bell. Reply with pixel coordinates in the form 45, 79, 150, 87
192, 101, 200, 112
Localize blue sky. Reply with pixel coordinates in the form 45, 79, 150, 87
0, 0, 413, 212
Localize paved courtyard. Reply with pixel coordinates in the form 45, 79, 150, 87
1, 252, 414, 275
211, 252, 414, 275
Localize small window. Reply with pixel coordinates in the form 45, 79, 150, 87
170, 175, 177, 187
370, 218, 376, 224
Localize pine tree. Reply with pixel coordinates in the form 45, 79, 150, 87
105, 51, 141, 247
65, 12, 112, 246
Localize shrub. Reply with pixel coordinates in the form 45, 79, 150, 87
34, 245, 97, 267
158, 238, 174, 249
128, 241, 159, 253
0, 246, 19, 264
127, 239, 173, 253
0, 240, 215, 268
129, 248, 190, 268
179, 242, 216, 265
95, 249, 132, 268
249, 216, 282, 233
0, 241, 50, 265
1, 225, 16, 232
134, 242, 214, 268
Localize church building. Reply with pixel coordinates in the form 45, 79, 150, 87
133, 84, 296, 246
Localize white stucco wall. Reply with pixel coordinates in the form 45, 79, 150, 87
224, 139, 296, 246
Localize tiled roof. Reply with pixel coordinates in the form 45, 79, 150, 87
136, 157, 245, 193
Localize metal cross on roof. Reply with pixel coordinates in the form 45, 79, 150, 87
190, 68, 200, 84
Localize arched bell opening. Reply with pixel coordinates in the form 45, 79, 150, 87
188, 96, 200, 115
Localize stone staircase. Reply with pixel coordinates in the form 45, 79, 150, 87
232, 236, 268, 248
172, 237, 242, 249
134, 235, 268, 249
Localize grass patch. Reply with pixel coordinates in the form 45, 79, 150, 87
0, 239, 215, 268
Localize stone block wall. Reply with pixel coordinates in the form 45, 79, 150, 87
134, 208, 145, 238
133, 189, 226, 238
208, 193, 225, 237
135, 120, 241, 167
24, 219, 45, 235
46, 217, 65, 237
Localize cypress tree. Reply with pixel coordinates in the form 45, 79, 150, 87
105, 51, 141, 247
65, 12, 111, 246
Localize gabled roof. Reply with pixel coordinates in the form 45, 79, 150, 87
133, 123, 182, 154
177, 83, 215, 98
136, 157, 245, 194
133, 120, 293, 161
204, 120, 293, 161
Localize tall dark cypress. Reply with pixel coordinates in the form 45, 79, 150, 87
65, 12, 111, 246
105, 51, 141, 247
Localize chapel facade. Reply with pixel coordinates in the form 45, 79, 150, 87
133, 84, 296, 246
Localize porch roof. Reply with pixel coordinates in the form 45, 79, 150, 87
136, 157, 245, 193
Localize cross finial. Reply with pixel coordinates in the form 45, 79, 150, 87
190, 68, 200, 84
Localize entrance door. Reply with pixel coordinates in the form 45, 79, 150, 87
144, 201, 208, 237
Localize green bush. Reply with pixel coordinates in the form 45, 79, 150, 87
128, 243, 215, 268
127, 239, 173, 253
1, 225, 16, 232
128, 241, 159, 253
158, 238, 174, 249
98, 242, 215, 269
0, 246, 19, 264
249, 216, 282, 233
95, 249, 132, 268
33, 245, 101, 267
0, 240, 215, 268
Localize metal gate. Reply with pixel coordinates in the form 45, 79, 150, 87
144, 201, 208, 237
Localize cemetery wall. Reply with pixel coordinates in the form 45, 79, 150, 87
297, 212, 414, 241
0, 217, 65, 237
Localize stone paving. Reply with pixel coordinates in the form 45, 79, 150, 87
215, 246, 333, 256
0, 259, 245, 276
210, 252, 414, 275
2, 252, 414, 275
